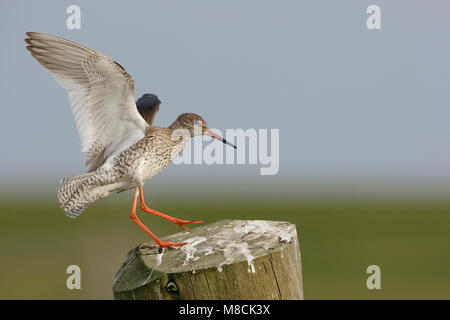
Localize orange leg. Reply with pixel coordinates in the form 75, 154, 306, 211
130, 188, 185, 248
138, 186, 204, 230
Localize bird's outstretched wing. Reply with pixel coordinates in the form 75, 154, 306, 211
25, 32, 148, 172
136, 93, 161, 125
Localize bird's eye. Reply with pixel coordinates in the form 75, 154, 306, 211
194, 120, 202, 126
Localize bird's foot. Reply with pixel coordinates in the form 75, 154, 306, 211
171, 219, 204, 230
156, 240, 186, 248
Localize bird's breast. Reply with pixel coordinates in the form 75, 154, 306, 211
139, 142, 183, 182
113, 132, 190, 184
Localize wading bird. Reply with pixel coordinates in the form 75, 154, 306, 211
25, 32, 236, 247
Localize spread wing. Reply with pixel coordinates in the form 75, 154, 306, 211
25, 32, 148, 172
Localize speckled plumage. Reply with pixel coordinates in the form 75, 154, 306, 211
58, 125, 190, 217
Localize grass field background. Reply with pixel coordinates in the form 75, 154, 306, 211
1, 183, 449, 299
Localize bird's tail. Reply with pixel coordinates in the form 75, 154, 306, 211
57, 172, 104, 218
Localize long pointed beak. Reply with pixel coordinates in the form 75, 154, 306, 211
205, 129, 237, 149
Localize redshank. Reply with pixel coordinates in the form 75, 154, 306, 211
25, 32, 236, 248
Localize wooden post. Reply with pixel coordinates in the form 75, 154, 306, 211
113, 220, 303, 300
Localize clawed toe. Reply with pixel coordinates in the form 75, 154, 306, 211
173, 219, 204, 230
156, 240, 186, 248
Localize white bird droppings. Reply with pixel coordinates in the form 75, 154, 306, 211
224, 242, 256, 274
180, 236, 207, 266
144, 250, 163, 284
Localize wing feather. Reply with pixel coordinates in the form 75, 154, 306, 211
25, 32, 147, 171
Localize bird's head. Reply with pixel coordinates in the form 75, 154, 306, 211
170, 113, 236, 149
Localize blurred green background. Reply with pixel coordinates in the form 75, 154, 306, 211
1, 181, 449, 300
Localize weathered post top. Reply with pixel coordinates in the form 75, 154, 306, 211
113, 219, 303, 300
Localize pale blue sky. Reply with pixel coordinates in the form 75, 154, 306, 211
1, 1, 449, 185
